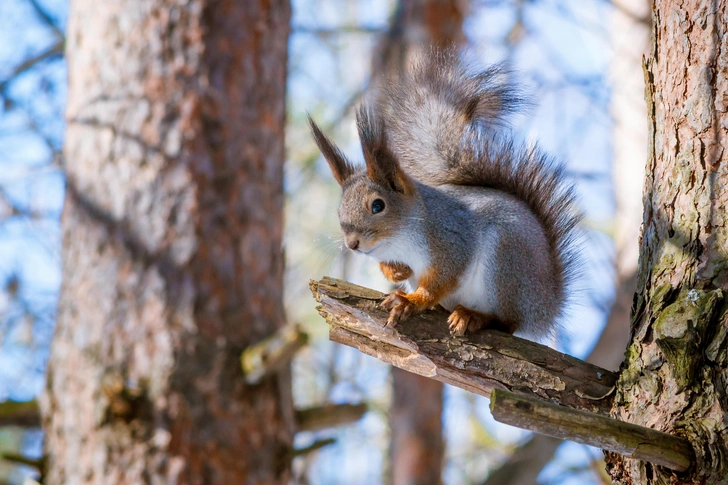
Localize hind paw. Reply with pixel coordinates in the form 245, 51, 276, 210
447, 306, 516, 336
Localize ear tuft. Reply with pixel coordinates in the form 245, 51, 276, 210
356, 107, 413, 195
308, 115, 356, 186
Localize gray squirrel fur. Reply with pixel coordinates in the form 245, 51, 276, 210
309, 50, 581, 339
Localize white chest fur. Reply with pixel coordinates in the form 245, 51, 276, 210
366, 226, 500, 317
366, 229, 430, 284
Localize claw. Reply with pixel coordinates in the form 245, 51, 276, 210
382, 290, 414, 327
447, 311, 469, 337
448, 306, 506, 336
381, 289, 407, 310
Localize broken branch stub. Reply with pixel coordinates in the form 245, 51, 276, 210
295, 403, 368, 432
241, 324, 308, 385
490, 389, 694, 472
0, 400, 40, 428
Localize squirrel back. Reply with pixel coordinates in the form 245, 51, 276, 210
378, 50, 581, 328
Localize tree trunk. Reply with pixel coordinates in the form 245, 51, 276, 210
373, 2, 467, 484
41, 1, 293, 483
605, 0, 728, 483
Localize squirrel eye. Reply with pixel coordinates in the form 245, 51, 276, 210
371, 199, 385, 214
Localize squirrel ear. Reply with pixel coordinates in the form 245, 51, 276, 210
356, 107, 413, 195
308, 115, 356, 187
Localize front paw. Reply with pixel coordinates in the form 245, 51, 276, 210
381, 290, 415, 327
379, 262, 413, 283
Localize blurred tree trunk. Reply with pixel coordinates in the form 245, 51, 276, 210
372, 0, 466, 96
41, 1, 293, 483
586, 0, 651, 372
605, 0, 728, 483
481, 1, 650, 483
373, 2, 467, 484
389, 373, 446, 485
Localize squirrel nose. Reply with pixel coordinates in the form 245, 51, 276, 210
345, 237, 360, 251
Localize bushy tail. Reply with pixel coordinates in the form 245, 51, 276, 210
380, 48, 522, 184
377, 48, 581, 311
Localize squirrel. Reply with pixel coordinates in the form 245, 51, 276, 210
309, 50, 581, 338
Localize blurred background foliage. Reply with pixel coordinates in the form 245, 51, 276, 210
0, 0, 641, 483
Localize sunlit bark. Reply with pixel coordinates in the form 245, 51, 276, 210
42, 1, 293, 482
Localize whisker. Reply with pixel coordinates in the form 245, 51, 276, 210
289, 233, 347, 272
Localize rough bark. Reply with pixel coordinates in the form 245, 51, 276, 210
605, 1, 728, 483
372, 2, 468, 483
41, 1, 293, 483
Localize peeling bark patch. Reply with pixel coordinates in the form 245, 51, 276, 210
686, 67, 714, 133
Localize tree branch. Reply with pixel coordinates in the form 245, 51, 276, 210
0, 41, 64, 94
482, 270, 637, 485
295, 403, 368, 432
0, 397, 367, 434
26, 0, 65, 39
290, 438, 337, 457
311, 277, 697, 472
0, 452, 44, 471
310, 277, 617, 415
241, 324, 308, 385
489, 389, 693, 472
0, 399, 40, 427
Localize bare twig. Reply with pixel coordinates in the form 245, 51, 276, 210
291, 438, 337, 457
0, 186, 49, 220
26, 0, 65, 38
0, 41, 64, 94
1, 452, 44, 470
481, 434, 563, 485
